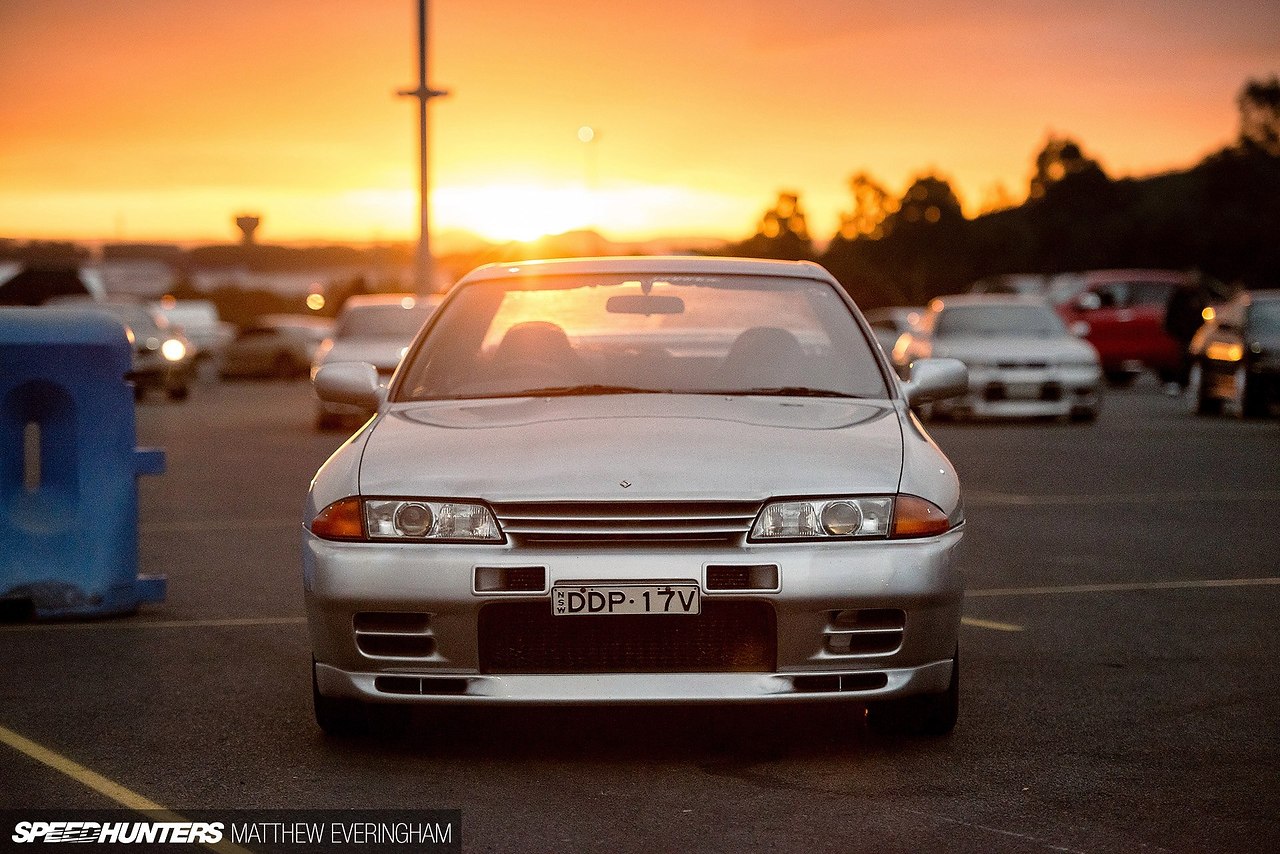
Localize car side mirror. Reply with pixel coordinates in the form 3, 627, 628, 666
903, 358, 968, 405
314, 362, 385, 410
1074, 292, 1102, 311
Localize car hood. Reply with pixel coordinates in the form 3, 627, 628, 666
359, 394, 904, 501
320, 339, 409, 371
933, 335, 1097, 364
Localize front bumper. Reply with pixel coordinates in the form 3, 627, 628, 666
304, 528, 964, 705
940, 365, 1100, 418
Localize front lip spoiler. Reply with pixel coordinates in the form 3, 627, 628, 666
314, 660, 954, 706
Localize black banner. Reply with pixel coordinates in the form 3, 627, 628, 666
0, 810, 460, 853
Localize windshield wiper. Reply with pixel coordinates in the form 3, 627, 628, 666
522, 384, 672, 397
698, 386, 865, 398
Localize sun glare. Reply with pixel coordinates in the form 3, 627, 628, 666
438, 184, 594, 243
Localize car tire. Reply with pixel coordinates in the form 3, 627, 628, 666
1236, 367, 1266, 418
312, 660, 411, 737
868, 646, 959, 737
1191, 364, 1222, 416
1069, 405, 1098, 423
166, 384, 190, 402
273, 352, 298, 380
1104, 371, 1136, 389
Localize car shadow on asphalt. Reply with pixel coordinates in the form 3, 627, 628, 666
317, 703, 939, 762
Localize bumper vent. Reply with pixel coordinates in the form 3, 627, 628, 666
353, 611, 435, 659
475, 566, 547, 593
375, 675, 469, 696
490, 501, 761, 544
824, 608, 905, 656
791, 672, 888, 693
478, 600, 777, 673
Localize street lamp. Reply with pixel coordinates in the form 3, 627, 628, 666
397, 0, 449, 295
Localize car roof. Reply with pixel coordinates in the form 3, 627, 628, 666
927, 293, 1051, 310
458, 256, 835, 284
1083, 269, 1188, 286
341, 293, 441, 311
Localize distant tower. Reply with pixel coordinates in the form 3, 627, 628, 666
235, 214, 261, 245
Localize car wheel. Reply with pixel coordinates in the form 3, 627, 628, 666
868, 646, 959, 737
1191, 364, 1222, 416
273, 352, 298, 379
1104, 371, 1136, 388
166, 384, 190, 402
315, 409, 342, 432
312, 660, 411, 737
312, 661, 369, 736
1236, 367, 1267, 418
1069, 405, 1098, 423
133, 383, 146, 402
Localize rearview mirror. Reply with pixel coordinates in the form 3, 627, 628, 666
606, 295, 685, 315
903, 358, 968, 405
313, 362, 385, 410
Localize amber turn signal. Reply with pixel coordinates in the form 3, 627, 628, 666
310, 497, 365, 541
890, 494, 952, 538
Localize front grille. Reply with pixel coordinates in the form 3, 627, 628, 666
478, 600, 777, 673
491, 501, 761, 544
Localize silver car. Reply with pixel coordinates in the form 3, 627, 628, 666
312, 293, 442, 430
894, 294, 1102, 422
305, 257, 968, 737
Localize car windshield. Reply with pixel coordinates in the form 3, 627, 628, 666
935, 304, 1066, 338
395, 273, 888, 401
336, 303, 434, 339
1250, 300, 1280, 336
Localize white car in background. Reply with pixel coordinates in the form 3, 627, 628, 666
894, 294, 1102, 422
312, 293, 442, 430
150, 298, 236, 364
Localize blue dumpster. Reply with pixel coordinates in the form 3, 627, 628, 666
0, 307, 167, 619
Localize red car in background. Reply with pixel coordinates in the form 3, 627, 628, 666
1056, 269, 1190, 386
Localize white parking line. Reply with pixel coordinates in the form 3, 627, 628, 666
960, 617, 1023, 632
969, 577, 1280, 597
141, 518, 299, 533
0, 617, 305, 633
966, 489, 1280, 507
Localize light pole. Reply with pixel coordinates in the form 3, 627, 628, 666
397, 0, 448, 295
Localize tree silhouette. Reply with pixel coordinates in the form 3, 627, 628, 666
724, 191, 815, 260
1238, 76, 1280, 156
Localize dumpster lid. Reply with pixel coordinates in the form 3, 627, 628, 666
0, 307, 132, 348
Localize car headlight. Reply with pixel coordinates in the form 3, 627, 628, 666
751, 497, 893, 540
309, 497, 503, 542
749, 495, 954, 541
161, 338, 187, 362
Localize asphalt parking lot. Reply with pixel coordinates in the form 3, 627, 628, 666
2, 377, 1278, 852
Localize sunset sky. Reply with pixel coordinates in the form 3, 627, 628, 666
2, 0, 1277, 248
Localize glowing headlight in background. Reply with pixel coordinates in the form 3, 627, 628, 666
161, 338, 187, 361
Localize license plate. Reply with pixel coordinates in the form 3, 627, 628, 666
553, 584, 700, 616
1004, 382, 1042, 399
